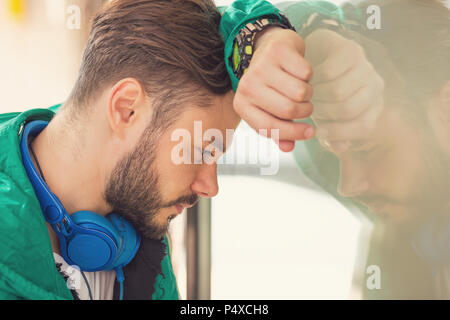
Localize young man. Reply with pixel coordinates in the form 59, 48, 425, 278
0, 0, 314, 300
281, 0, 450, 299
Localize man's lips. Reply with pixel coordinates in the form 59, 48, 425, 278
354, 195, 387, 209
365, 202, 386, 213
357, 199, 395, 215
175, 203, 195, 214
175, 205, 184, 214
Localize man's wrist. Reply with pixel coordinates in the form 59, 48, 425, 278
230, 13, 296, 80
254, 25, 284, 51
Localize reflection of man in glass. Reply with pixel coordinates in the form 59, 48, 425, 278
286, 0, 450, 298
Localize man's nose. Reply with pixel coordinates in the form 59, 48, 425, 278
191, 164, 219, 198
337, 161, 370, 198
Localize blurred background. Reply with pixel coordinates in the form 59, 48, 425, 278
1, 0, 372, 300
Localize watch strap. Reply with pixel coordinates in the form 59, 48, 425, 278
231, 13, 296, 79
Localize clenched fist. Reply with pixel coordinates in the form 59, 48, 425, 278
305, 29, 385, 154
233, 27, 315, 152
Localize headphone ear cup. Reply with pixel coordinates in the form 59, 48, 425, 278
66, 211, 121, 271
106, 213, 140, 270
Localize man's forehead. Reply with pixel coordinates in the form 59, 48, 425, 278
192, 93, 240, 128
166, 96, 239, 150
200, 113, 237, 154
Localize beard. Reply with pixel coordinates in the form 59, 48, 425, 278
355, 119, 450, 231
104, 125, 198, 240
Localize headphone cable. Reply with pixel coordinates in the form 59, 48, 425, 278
116, 267, 125, 300
80, 270, 94, 301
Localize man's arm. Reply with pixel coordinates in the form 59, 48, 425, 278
219, 0, 287, 92
220, 1, 378, 212
218, 0, 359, 153
220, 0, 316, 152
280, 1, 385, 206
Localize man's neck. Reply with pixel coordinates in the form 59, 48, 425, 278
30, 113, 112, 253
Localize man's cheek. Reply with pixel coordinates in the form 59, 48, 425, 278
385, 151, 422, 198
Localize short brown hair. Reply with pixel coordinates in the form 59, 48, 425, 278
67, 0, 231, 125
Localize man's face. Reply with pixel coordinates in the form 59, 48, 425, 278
104, 91, 240, 239
324, 104, 450, 225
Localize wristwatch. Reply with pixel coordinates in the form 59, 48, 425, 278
297, 12, 352, 40
230, 13, 296, 80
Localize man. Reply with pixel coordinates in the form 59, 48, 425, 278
0, 0, 314, 300
276, 0, 450, 298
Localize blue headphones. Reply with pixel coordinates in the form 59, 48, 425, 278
20, 120, 140, 298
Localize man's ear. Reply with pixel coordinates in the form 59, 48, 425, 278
108, 78, 145, 138
428, 80, 450, 157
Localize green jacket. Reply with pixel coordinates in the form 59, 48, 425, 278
0, 0, 285, 300
0, 106, 182, 300
0, 108, 74, 299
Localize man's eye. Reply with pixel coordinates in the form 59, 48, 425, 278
203, 149, 214, 160
192, 147, 204, 162
193, 147, 213, 162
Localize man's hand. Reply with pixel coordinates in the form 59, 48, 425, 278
304, 29, 385, 154
233, 27, 315, 152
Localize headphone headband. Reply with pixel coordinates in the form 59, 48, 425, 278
20, 120, 66, 225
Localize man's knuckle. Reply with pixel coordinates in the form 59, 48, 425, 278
309, 84, 314, 100
262, 119, 275, 132
304, 102, 314, 117
268, 41, 284, 59
377, 76, 385, 91
349, 40, 362, 54
232, 95, 243, 113
252, 62, 265, 77
238, 78, 252, 96
303, 64, 313, 80
283, 102, 298, 119
341, 102, 357, 120
296, 85, 307, 101
331, 86, 345, 101
321, 69, 334, 81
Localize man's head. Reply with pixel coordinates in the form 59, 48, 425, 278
59, 0, 240, 239
328, 0, 450, 225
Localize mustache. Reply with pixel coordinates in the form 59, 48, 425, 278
353, 195, 398, 207
162, 193, 199, 208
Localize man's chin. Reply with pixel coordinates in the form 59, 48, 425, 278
366, 203, 425, 227
361, 201, 407, 223
131, 218, 170, 240
135, 208, 177, 239
139, 227, 168, 241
